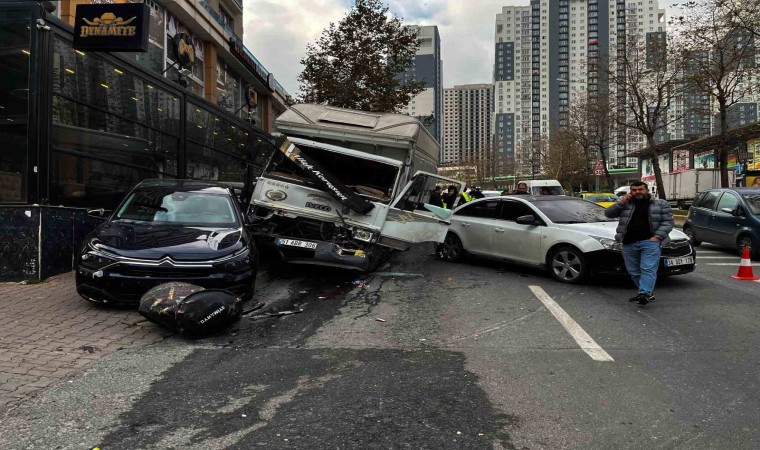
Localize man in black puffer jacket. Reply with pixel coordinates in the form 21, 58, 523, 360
605, 181, 674, 305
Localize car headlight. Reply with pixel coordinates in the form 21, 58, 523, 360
221, 248, 252, 273
590, 235, 622, 252
351, 228, 376, 243
79, 251, 117, 270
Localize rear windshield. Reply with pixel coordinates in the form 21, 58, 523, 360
741, 193, 760, 215
265, 144, 399, 203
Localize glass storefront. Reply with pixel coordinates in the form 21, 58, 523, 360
50, 37, 181, 207
0, 16, 31, 202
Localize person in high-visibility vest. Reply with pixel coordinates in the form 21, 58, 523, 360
459, 186, 473, 204
442, 186, 458, 209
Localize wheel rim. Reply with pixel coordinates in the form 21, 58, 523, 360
684, 226, 695, 242
552, 251, 583, 281
440, 235, 461, 261
739, 236, 753, 254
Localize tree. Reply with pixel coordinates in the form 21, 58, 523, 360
603, 32, 687, 199
543, 130, 592, 192
297, 0, 425, 113
564, 95, 613, 189
672, 0, 758, 187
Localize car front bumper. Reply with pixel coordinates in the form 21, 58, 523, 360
75, 265, 256, 306
586, 244, 696, 277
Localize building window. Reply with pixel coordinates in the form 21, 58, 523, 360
0, 20, 30, 202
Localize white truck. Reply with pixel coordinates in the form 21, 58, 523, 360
248, 104, 463, 271
657, 169, 736, 209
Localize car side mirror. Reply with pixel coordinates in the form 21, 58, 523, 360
87, 208, 109, 220
516, 215, 539, 225
721, 207, 740, 216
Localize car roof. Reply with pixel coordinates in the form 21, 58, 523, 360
135, 178, 233, 195
706, 187, 760, 194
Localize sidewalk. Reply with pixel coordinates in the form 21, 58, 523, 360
0, 272, 168, 410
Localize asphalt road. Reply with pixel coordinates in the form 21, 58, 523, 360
2, 243, 760, 449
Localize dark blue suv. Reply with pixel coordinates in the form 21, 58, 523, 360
683, 188, 760, 259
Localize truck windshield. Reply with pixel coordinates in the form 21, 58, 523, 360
266, 145, 399, 203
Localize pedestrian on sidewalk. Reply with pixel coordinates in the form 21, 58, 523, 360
604, 181, 674, 305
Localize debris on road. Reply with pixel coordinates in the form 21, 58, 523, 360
241, 301, 265, 316
375, 318, 386, 323
374, 272, 423, 278
248, 309, 304, 320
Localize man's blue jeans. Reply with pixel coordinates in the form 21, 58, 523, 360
622, 239, 661, 295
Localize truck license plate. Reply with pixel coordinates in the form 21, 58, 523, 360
277, 238, 318, 250
664, 256, 694, 267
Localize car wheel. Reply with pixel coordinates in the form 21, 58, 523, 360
548, 246, 589, 284
437, 232, 465, 263
737, 234, 758, 259
683, 225, 701, 247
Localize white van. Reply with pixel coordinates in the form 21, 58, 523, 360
522, 180, 565, 196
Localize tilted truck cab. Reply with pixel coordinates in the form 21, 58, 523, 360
248, 104, 463, 271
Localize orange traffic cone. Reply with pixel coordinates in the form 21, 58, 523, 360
731, 247, 759, 281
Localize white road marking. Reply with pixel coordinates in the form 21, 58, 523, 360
705, 263, 760, 266
528, 286, 614, 362
697, 256, 739, 259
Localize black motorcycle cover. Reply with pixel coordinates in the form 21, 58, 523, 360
139, 283, 241, 336
138, 282, 205, 331
176, 289, 242, 336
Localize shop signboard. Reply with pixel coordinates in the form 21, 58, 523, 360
672, 149, 690, 172
748, 139, 760, 171
641, 158, 655, 181
73, 3, 149, 52
167, 13, 204, 61
694, 150, 715, 169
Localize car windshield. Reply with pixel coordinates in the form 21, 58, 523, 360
531, 186, 565, 195
532, 199, 617, 223
586, 195, 616, 202
116, 187, 239, 227
741, 194, 760, 215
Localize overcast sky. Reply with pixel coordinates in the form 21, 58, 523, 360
242, 0, 530, 98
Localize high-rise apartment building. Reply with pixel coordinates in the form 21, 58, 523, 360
442, 84, 494, 166
494, 0, 666, 174
399, 25, 443, 146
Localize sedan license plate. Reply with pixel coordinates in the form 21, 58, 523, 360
664, 256, 694, 267
277, 238, 318, 250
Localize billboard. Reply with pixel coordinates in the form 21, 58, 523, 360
73, 3, 149, 52
695, 150, 716, 169
672, 149, 690, 172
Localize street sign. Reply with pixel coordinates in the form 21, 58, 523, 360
593, 160, 605, 176
594, 169, 604, 176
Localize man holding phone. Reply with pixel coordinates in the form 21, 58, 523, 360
605, 181, 674, 305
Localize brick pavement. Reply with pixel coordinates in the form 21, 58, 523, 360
0, 272, 169, 410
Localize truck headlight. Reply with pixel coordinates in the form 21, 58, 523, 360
590, 236, 622, 252
352, 228, 375, 243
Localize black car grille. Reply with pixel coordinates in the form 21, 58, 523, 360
114, 265, 212, 278
662, 240, 693, 258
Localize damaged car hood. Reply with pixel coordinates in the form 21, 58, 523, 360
90, 221, 245, 260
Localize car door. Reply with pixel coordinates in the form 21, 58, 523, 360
451, 200, 503, 256
710, 191, 744, 247
492, 200, 544, 264
690, 190, 720, 242
380, 172, 466, 247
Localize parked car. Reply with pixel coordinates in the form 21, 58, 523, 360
578, 192, 617, 208
683, 188, 760, 259
436, 196, 695, 283
75, 179, 259, 305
